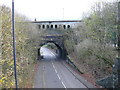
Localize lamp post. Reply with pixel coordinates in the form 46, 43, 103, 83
12, 0, 18, 88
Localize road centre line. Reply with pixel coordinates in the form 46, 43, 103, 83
52, 62, 58, 73
42, 63, 46, 88
53, 64, 55, 69
62, 82, 67, 88
52, 62, 57, 73
57, 74, 61, 80
52, 61, 67, 88
55, 68, 57, 73
52, 62, 54, 67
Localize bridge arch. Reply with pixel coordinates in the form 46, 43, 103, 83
38, 41, 64, 60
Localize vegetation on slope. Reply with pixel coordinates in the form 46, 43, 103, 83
0, 5, 39, 88
64, 1, 117, 80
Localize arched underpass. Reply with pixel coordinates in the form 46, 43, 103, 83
38, 41, 66, 60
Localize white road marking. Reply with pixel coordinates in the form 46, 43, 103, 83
52, 62, 54, 67
62, 82, 66, 88
57, 74, 61, 80
52, 62, 57, 73
52, 62, 58, 73
52, 62, 67, 88
55, 69, 57, 73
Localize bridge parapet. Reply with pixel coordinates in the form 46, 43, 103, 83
31, 20, 83, 30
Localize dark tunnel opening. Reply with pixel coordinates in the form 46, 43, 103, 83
42, 25, 45, 29
55, 25, 57, 29
67, 25, 70, 28
51, 25, 53, 29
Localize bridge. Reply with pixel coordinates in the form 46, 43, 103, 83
31, 20, 95, 88
31, 20, 82, 60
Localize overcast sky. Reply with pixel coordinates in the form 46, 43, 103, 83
0, 0, 115, 21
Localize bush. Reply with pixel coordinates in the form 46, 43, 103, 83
74, 39, 116, 79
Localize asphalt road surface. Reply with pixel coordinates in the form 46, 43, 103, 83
33, 47, 89, 88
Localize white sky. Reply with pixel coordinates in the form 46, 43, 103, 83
0, 0, 116, 21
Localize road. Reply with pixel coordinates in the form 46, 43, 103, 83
33, 47, 90, 88
40, 46, 58, 59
